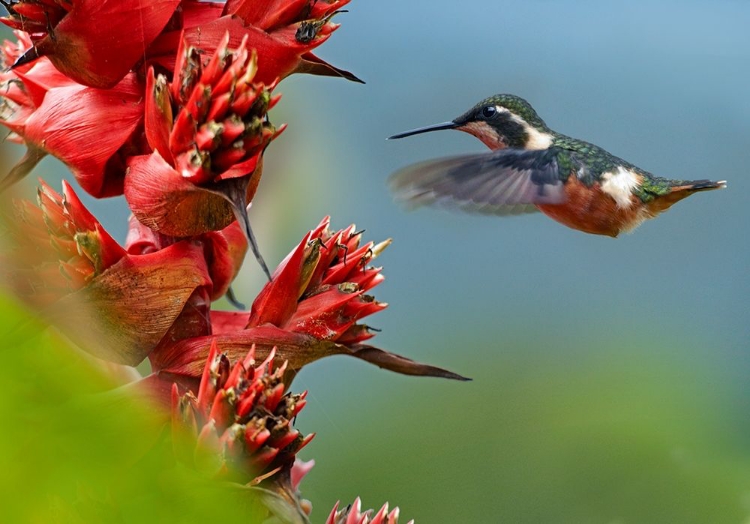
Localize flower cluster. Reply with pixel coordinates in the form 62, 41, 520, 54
5, 180, 125, 305
327, 498, 413, 524
0, 0, 466, 521
171, 342, 312, 484
127, 34, 283, 244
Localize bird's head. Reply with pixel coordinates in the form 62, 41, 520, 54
389, 94, 553, 151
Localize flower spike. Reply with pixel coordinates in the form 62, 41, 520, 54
171, 342, 313, 486
127, 34, 281, 277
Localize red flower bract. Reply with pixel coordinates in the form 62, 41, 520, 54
6, 179, 125, 305
2, 181, 246, 366
0, 41, 145, 196
125, 215, 247, 303
2, 0, 182, 88
145, 0, 361, 86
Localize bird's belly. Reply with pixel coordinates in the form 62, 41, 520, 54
536, 176, 647, 237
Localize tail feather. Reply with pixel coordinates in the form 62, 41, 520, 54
647, 179, 726, 215
670, 179, 727, 192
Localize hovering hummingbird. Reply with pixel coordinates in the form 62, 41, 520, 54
388, 94, 726, 237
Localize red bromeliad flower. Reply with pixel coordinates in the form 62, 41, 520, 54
150, 217, 468, 389
171, 342, 313, 519
327, 498, 413, 524
219, 0, 361, 83
126, 33, 281, 276
0, 0, 362, 196
1, 0, 182, 88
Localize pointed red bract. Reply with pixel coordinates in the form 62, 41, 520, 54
249, 217, 391, 343
3, 181, 239, 365
6, 180, 126, 302
146, 0, 360, 85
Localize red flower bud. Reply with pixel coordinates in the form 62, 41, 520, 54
4, 181, 223, 365
6, 180, 125, 303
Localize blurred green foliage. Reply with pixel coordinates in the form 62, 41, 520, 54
4, 285, 749, 523
0, 292, 275, 523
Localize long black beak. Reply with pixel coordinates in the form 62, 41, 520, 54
387, 121, 459, 140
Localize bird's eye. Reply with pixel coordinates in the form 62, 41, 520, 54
481, 105, 497, 118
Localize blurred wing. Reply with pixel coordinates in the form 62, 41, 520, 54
389, 148, 566, 216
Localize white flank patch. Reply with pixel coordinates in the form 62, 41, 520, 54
507, 113, 553, 149
600, 166, 640, 208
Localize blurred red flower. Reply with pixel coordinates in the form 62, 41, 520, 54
327, 498, 413, 524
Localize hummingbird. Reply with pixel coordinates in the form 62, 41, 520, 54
388, 94, 726, 237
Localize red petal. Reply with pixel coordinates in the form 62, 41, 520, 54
290, 458, 315, 491
244, 422, 271, 452
183, 17, 304, 84
247, 230, 316, 328
268, 425, 299, 451
125, 215, 166, 255
61, 181, 126, 268
37, 0, 183, 88
284, 284, 364, 339
202, 221, 248, 301
23, 74, 144, 197
47, 241, 213, 366
223, 0, 309, 30
207, 389, 234, 430
145, 67, 174, 164
124, 152, 237, 237
211, 311, 253, 334
196, 340, 221, 415
14, 58, 76, 106
336, 324, 376, 345
249, 446, 279, 471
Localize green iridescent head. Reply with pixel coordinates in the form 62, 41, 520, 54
455, 94, 548, 131
388, 94, 552, 150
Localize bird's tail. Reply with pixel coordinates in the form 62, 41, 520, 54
671, 179, 727, 192
648, 179, 726, 214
